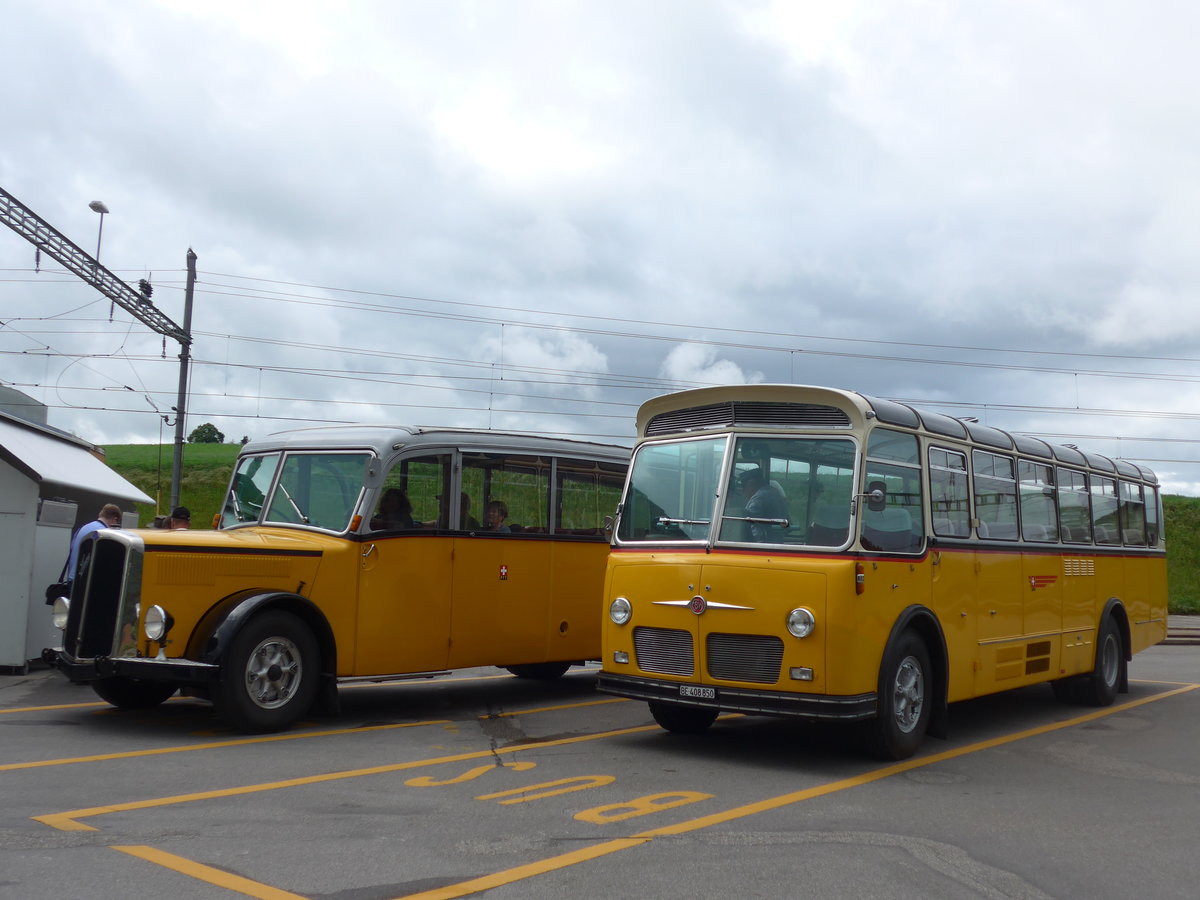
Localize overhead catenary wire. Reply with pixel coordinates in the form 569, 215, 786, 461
4, 264, 1200, 474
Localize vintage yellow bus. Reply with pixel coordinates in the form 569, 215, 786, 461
597, 385, 1167, 759
47, 426, 627, 731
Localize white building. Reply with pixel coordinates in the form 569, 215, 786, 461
0, 395, 152, 672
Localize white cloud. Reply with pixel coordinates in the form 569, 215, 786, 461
658, 343, 763, 386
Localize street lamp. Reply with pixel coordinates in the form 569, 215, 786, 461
88, 200, 109, 263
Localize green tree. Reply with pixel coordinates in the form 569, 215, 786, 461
188, 422, 225, 444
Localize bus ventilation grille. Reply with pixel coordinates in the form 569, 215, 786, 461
645, 402, 851, 435
706, 633, 785, 684
633, 627, 695, 676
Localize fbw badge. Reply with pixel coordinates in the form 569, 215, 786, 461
499, 565, 509, 581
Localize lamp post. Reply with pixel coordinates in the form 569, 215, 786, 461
88, 200, 109, 263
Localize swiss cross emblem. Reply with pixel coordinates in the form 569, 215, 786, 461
499, 565, 509, 580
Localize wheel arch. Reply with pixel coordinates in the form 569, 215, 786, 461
190, 590, 338, 705
883, 605, 950, 739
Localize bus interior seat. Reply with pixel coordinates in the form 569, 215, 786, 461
862, 506, 914, 551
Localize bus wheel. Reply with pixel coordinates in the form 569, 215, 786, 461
1080, 616, 1123, 707
504, 662, 571, 680
92, 677, 177, 709
648, 701, 718, 734
865, 631, 931, 760
215, 611, 318, 733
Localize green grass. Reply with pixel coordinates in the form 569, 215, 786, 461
1164, 496, 1200, 615
102, 443, 1200, 614
103, 442, 239, 529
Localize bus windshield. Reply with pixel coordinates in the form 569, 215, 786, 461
617, 435, 858, 547
617, 437, 726, 542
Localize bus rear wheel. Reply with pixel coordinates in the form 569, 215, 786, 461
648, 701, 718, 734
214, 611, 318, 733
865, 630, 931, 760
92, 676, 177, 709
1051, 616, 1124, 707
1081, 616, 1123, 706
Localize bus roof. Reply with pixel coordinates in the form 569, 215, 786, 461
635, 384, 1157, 484
240, 424, 629, 463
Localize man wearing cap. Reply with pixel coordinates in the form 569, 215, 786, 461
167, 506, 191, 530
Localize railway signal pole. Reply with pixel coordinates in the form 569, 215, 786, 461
0, 186, 194, 511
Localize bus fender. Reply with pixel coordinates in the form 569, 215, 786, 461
882, 605, 950, 740
192, 589, 339, 712
1098, 597, 1131, 693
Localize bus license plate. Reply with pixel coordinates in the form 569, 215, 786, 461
679, 685, 715, 700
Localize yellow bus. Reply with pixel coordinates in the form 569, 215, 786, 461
598, 385, 1167, 759
47, 426, 627, 731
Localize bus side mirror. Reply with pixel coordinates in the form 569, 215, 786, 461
865, 482, 887, 512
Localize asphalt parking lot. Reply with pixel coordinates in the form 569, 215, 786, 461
3, 640, 1199, 900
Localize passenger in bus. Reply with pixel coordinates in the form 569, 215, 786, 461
484, 499, 511, 533
371, 488, 415, 530
737, 470, 789, 541
460, 492, 481, 530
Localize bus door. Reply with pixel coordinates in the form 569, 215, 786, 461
355, 454, 453, 676
927, 446, 978, 698
449, 453, 553, 669
1057, 469, 1098, 676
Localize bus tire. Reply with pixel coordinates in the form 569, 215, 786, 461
1080, 615, 1123, 707
504, 662, 571, 680
648, 701, 718, 734
865, 630, 931, 760
92, 676, 177, 709
214, 610, 318, 733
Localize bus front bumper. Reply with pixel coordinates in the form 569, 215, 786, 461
43, 649, 221, 684
597, 672, 877, 722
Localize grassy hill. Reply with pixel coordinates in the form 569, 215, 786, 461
103, 442, 240, 530
101, 443, 1200, 614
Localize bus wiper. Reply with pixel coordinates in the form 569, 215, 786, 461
722, 515, 790, 526
277, 484, 310, 524
657, 516, 711, 526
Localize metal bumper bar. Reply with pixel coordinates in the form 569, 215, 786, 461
597, 672, 877, 722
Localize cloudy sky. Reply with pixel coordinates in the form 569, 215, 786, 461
3, 0, 1200, 493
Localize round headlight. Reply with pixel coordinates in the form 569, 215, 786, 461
52, 596, 69, 631
609, 596, 632, 625
143, 605, 173, 642
786, 607, 815, 638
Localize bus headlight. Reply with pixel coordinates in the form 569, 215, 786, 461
609, 596, 632, 625
52, 597, 69, 631
786, 607, 815, 638
143, 605, 174, 642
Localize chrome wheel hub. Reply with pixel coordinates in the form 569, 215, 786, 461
244, 636, 302, 709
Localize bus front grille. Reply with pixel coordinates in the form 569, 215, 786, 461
706, 633, 785, 684
633, 627, 695, 676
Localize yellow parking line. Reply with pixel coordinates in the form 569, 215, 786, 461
113, 845, 308, 900
45, 683, 1198, 899
33, 722, 664, 832
395, 683, 1200, 900
1, 719, 449, 772
3, 695, 620, 773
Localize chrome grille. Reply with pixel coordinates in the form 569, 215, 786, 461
706, 633, 784, 684
633, 627, 695, 676
645, 402, 851, 435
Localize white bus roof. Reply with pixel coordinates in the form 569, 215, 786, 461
636, 384, 1157, 485
240, 425, 629, 463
